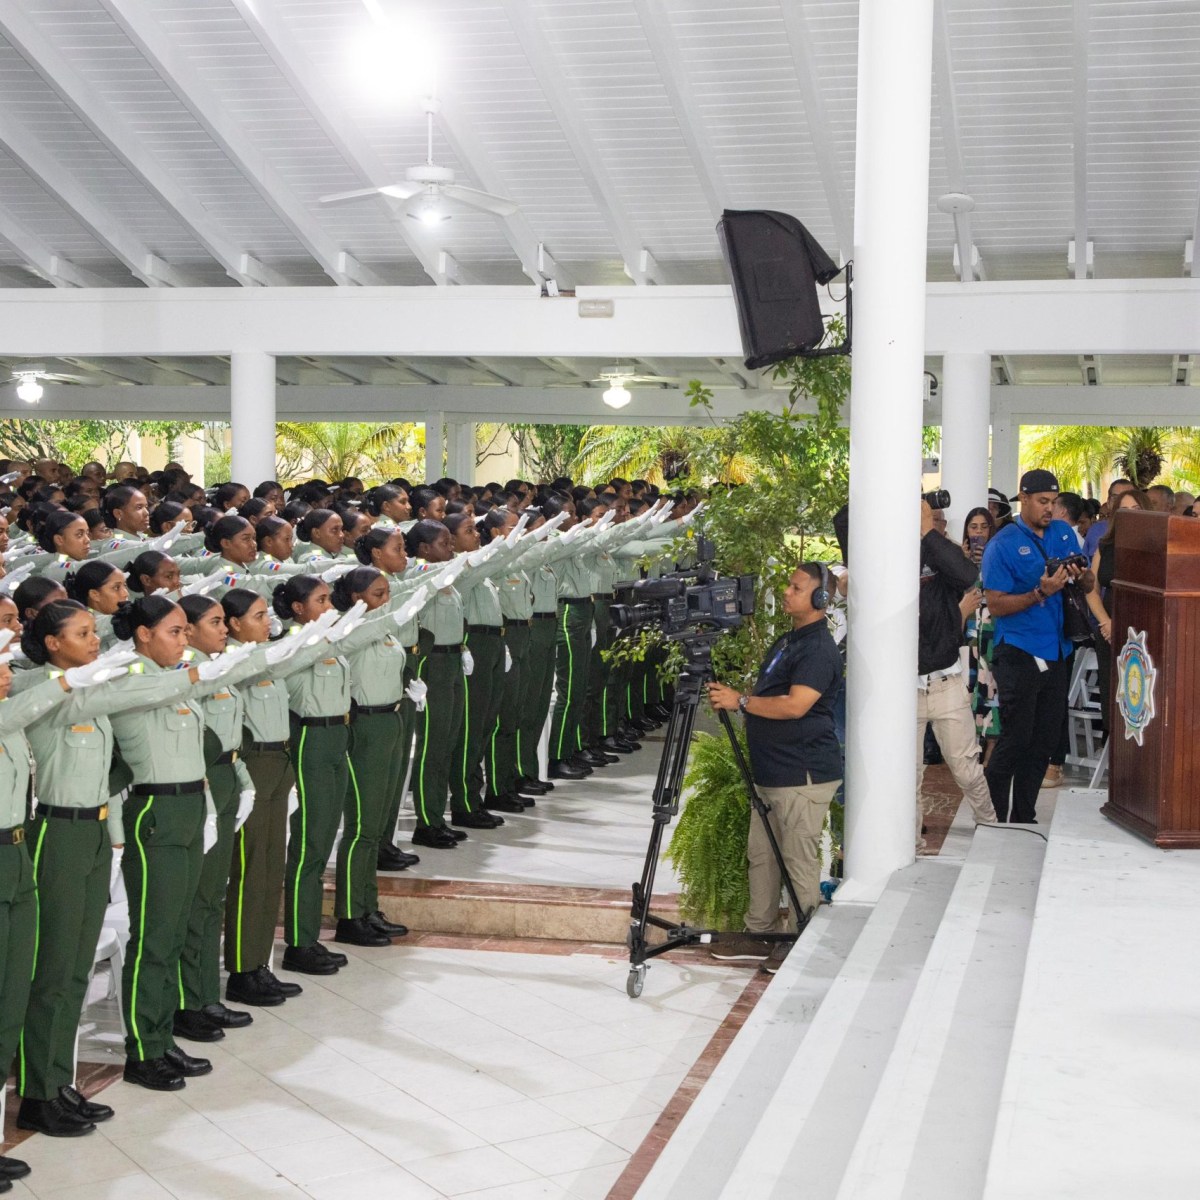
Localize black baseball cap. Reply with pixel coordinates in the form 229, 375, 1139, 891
1019, 469, 1059, 496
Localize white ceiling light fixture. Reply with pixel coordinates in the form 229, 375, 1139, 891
12, 364, 47, 404
602, 382, 632, 410
595, 363, 676, 409
320, 97, 518, 222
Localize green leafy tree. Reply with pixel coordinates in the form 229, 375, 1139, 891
273, 422, 424, 485
507, 423, 589, 480
0, 418, 202, 470
1021, 424, 1187, 493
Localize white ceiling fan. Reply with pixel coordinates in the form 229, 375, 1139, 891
594, 365, 678, 410
319, 97, 518, 223
8, 362, 92, 404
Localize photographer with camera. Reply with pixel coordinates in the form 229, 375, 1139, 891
981, 470, 1094, 823
706, 563, 843, 967
916, 496, 998, 850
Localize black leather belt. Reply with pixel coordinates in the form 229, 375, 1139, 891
0, 826, 25, 845
559, 596, 591, 604
37, 803, 109, 822
355, 702, 400, 715
214, 749, 239, 765
132, 780, 204, 797
503, 618, 532, 629
290, 713, 351, 727
249, 740, 289, 752
429, 644, 462, 654
532, 612, 556, 621
592, 593, 612, 602
465, 624, 503, 635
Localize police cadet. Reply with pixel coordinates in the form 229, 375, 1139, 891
100, 484, 151, 547
0, 629, 122, 1187
109, 597, 254, 1092
273, 576, 365, 976
364, 483, 412, 529
13, 604, 196, 1136
292, 509, 348, 565
328, 569, 431, 946
64, 561, 129, 651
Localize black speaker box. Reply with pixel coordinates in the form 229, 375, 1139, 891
717, 209, 842, 369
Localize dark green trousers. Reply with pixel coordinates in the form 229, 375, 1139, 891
121, 790, 205, 1061
0, 842, 36, 1087
452, 629, 505, 815
225, 745, 292, 973
337, 710, 402, 919
517, 615, 557, 780
488, 622, 530, 798
549, 599, 593, 763
19, 813, 110, 1100
584, 600, 619, 745
284, 721, 349, 948
380, 692, 416, 849
179, 761, 238, 1011
411, 647, 464, 829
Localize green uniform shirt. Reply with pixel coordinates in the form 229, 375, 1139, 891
109, 659, 208, 786
0, 679, 73, 829
285, 642, 351, 719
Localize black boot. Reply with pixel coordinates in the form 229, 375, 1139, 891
123, 1056, 185, 1092
173, 1008, 223, 1043
16, 1095, 95, 1137
202, 1002, 253, 1029
282, 943, 340, 975
367, 910, 409, 937
334, 916, 391, 947
164, 1045, 212, 1077
226, 969, 286, 1007
59, 1084, 114, 1123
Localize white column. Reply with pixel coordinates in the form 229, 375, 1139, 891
424, 411, 444, 482
990, 408, 1020, 499
445, 421, 475, 484
940, 352, 992, 534
840, 0, 936, 901
229, 351, 276, 484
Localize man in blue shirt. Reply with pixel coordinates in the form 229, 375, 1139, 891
1082, 478, 1135, 559
981, 469, 1095, 822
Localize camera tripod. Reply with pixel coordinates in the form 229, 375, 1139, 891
625, 635, 808, 998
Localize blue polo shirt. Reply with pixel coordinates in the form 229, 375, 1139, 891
981, 516, 1075, 660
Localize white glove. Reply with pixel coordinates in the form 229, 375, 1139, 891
325, 600, 367, 643
0, 652, 12, 667
439, 557, 467, 590
202, 811, 218, 854
561, 522, 591, 544
594, 509, 617, 531
391, 585, 431, 629
0, 562, 35, 593
0, 470, 21, 485
320, 561, 356, 583
0, 629, 13, 653
405, 678, 428, 712
64, 648, 139, 688
462, 647, 475, 676
465, 542, 499, 567
651, 504, 675, 526
505, 511, 533, 548
287, 786, 299, 818
181, 570, 226, 598
2, 544, 40, 563
225, 507, 239, 517
681, 501, 707, 526
235, 788, 255, 831
504, 645, 513, 673
148, 519, 187, 554
265, 634, 305, 665
195, 641, 256, 681
269, 613, 283, 639
529, 511, 569, 543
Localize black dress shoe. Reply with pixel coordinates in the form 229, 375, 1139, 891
566, 754, 595, 774
381, 841, 420, 866
648, 704, 671, 720
515, 777, 550, 795
516, 794, 535, 808
0, 1156, 30, 1180
226, 969, 286, 1007
259, 965, 302, 997
164, 1046, 212, 1077
376, 847, 410, 871
282, 943, 339, 975
335, 916, 391, 947
579, 749, 617, 767
600, 735, 639, 754
548, 760, 587, 780
484, 794, 525, 814
173, 1009, 224, 1043
412, 824, 459, 848
451, 810, 502, 829
313, 942, 349, 967
60, 1084, 114, 1123
16, 1095, 95, 1137
367, 910, 409, 937
631, 715, 659, 732
519, 775, 554, 792
202, 1002, 253, 1029
123, 1056, 185, 1092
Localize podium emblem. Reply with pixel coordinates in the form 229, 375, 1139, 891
1116, 628, 1157, 746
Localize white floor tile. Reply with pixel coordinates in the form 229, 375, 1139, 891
152, 1154, 306, 1199
34, 1174, 176, 1200
403, 1145, 539, 1196
254, 1133, 394, 1185
106, 1122, 248, 1173
225, 1106, 346, 1152
455, 1181, 572, 1200
452, 1097, 577, 1144
539, 1081, 662, 1127
498, 1128, 627, 1176
547, 1159, 628, 1200
298, 1163, 441, 1200
7, 1135, 141, 1193
587, 1112, 660, 1153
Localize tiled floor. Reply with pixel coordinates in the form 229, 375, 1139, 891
7, 940, 752, 1200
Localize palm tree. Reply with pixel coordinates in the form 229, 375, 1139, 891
274, 422, 424, 485
1021, 425, 1186, 493
569, 424, 755, 486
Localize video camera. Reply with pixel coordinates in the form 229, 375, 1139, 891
1046, 554, 1089, 573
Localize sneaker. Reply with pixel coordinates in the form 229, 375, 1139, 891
1042, 764, 1063, 788
761, 942, 791, 975
708, 934, 772, 962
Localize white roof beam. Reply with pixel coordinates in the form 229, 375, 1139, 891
0, 8, 283, 288
0, 208, 115, 288
225, 0, 454, 287
779, 2, 853, 263
1072, 0, 1090, 281
97, 0, 383, 288
503, 0, 663, 285
0, 266, 37, 288
629, 0, 726, 221
932, 0, 976, 282
467, 359, 527, 386
0, 110, 196, 288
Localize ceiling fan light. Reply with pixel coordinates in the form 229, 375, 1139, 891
409, 195, 450, 225
603, 383, 631, 410
15, 374, 42, 403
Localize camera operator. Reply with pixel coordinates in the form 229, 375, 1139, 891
981, 469, 1094, 823
916, 498, 998, 850
706, 563, 843, 965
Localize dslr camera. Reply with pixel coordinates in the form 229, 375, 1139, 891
922, 489, 951, 510
1045, 554, 1089, 573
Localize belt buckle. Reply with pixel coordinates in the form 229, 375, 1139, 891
343, 713, 350, 725
230, 750, 239, 763
12, 827, 24, 845
99, 805, 109, 821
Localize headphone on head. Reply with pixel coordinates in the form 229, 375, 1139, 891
810, 562, 831, 610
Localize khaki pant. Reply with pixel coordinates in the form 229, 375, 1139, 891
916, 674, 997, 850
745, 778, 840, 933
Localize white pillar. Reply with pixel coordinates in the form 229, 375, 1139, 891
840, 0, 936, 901
991, 409, 1020, 499
445, 421, 475, 485
940, 352, 992, 535
230, 351, 276, 485
424, 411, 444, 482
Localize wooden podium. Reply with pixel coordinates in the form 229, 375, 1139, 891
1102, 509, 1200, 847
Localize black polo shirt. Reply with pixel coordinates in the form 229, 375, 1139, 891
745, 620, 843, 787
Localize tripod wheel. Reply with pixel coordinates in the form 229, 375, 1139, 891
626, 967, 645, 999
